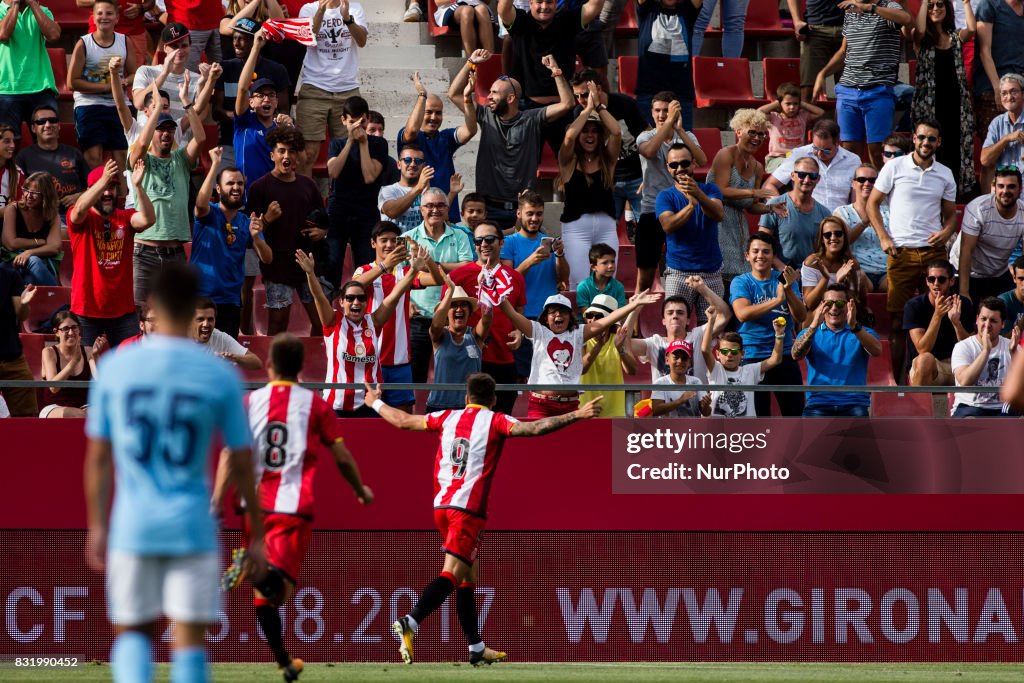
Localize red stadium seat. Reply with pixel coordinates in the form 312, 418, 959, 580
58, 122, 77, 147
867, 340, 894, 386
537, 143, 558, 179
21, 286, 71, 333
251, 289, 320, 336
59, 240, 73, 287
617, 56, 637, 98
745, 0, 791, 38
614, 0, 638, 36
691, 128, 722, 180
195, 124, 220, 175
871, 391, 934, 417
236, 335, 272, 383
474, 56, 503, 106
46, 0, 89, 30
762, 58, 800, 101
866, 292, 889, 335
426, 0, 452, 37
299, 337, 329, 384
47, 48, 73, 101
693, 57, 765, 109
616, 245, 637, 293
19, 333, 56, 381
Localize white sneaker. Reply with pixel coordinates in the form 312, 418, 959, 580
403, 2, 423, 22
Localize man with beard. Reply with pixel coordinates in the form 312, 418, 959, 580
953, 166, 1024, 303
758, 156, 831, 268
869, 119, 958, 383
379, 143, 433, 233
130, 81, 206, 306
190, 298, 263, 371
951, 296, 1018, 417
447, 51, 573, 229
67, 159, 155, 346
905, 259, 975, 388
192, 147, 273, 338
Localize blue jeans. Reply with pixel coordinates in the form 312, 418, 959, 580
17, 255, 58, 286
612, 176, 643, 221
691, 0, 752, 58
803, 404, 870, 417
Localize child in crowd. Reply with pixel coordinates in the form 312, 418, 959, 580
580, 294, 637, 417
650, 339, 711, 417
452, 192, 487, 258
701, 308, 786, 417
758, 82, 824, 173
576, 242, 627, 314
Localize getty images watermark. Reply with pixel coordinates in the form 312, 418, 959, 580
623, 427, 788, 482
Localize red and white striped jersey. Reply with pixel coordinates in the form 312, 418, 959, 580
425, 405, 519, 518
324, 313, 380, 411
247, 382, 344, 518
352, 262, 411, 367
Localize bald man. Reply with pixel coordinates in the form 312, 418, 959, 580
400, 69, 479, 224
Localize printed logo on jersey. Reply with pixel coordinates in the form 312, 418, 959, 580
547, 338, 574, 374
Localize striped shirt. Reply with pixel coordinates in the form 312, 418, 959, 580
248, 382, 344, 518
324, 313, 380, 411
953, 194, 1024, 278
426, 405, 519, 518
352, 263, 412, 367
839, 0, 903, 88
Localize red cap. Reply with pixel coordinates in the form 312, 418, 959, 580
87, 166, 119, 188
667, 339, 693, 357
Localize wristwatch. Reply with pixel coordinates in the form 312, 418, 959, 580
344, 16, 354, 25
850, 323, 863, 333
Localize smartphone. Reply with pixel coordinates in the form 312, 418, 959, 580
541, 237, 554, 250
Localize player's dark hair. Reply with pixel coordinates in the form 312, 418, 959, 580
266, 126, 305, 152
371, 221, 401, 239
914, 119, 942, 136
150, 263, 200, 325
589, 242, 615, 265
925, 259, 955, 279
366, 110, 385, 127
667, 142, 692, 157
748, 231, 775, 253
195, 297, 217, 314
719, 331, 743, 348
661, 295, 690, 317
462, 192, 486, 210
466, 373, 496, 406
340, 280, 367, 298
980, 296, 1007, 321
571, 68, 609, 92
342, 96, 370, 119
270, 333, 304, 380
825, 283, 852, 296
995, 165, 1023, 185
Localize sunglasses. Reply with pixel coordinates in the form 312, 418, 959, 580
996, 165, 1020, 172
574, 92, 589, 100
915, 134, 938, 142
795, 171, 820, 180
811, 145, 833, 155
343, 294, 368, 302
746, 130, 767, 139
57, 324, 80, 332
821, 230, 844, 240
400, 157, 424, 165
926, 275, 949, 284
584, 312, 604, 320
822, 299, 847, 308
422, 203, 447, 211
717, 347, 742, 356
474, 235, 500, 245
928, 1, 944, 7
33, 116, 59, 126
667, 160, 692, 170
854, 176, 876, 184
882, 150, 904, 158
251, 91, 277, 100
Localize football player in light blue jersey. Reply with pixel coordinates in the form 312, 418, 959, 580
85, 263, 265, 683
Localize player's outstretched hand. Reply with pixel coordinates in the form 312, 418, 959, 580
358, 485, 374, 505
576, 395, 604, 420
364, 382, 382, 406
85, 526, 107, 573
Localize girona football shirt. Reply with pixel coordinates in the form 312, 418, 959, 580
86, 335, 252, 555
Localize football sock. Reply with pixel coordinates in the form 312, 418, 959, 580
456, 583, 482, 646
410, 572, 457, 625
111, 630, 153, 683
406, 615, 419, 632
256, 604, 292, 667
170, 646, 207, 683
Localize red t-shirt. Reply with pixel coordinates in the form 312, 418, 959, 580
67, 208, 137, 319
447, 263, 526, 366
167, 0, 222, 31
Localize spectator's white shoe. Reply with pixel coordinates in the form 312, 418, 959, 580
403, 1, 423, 22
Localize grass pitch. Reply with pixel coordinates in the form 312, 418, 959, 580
6, 662, 1024, 682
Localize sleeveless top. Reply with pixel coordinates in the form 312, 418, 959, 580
426, 329, 482, 410
46, 345, 92, 408
73, 32, 128, 107
1, 210, 60, 276
706, 161, 755, 277
560, 168, 616, 223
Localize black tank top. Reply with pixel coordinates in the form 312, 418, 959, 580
560, 168, 616, 223
47, 346, 92, 408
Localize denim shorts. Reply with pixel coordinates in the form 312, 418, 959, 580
74, 104, 129, 151
835, 84, 896, 144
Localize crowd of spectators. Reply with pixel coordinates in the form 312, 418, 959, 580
1, 0, 1024, 421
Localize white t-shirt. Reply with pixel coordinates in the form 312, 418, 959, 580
132, 66, 201, 126
642, 325, 708, 383
800, 264, 837, 291
651, 375, 707, 417
950, 335, 1012, 410
199, 329, 248, 358
707, 361, 763, 417
873, 154, 957, 248
527, 321, 584, 386
0, 394, 9, 418
298, 2, 367, 92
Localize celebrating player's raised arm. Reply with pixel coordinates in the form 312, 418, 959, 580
510, 396, 604, 437
365, 383, 427, 430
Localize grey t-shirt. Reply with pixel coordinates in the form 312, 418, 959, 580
377, 182, 422, 233
637, 129, 700, 215
474, 104, 546, 202
758, 194, 831, 266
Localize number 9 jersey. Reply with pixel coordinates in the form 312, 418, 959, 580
247, 381, 345, 518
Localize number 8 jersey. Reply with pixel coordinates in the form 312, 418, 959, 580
425, 405, 519, 518
247, 381, 345, 518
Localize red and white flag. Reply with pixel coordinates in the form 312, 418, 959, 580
263, 18, 317, 47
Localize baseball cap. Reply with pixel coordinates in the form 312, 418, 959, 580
234, 17, 261, 36
87, 165, 119, 188
584, 294, 618, 317
542, 293, 573, 312
249, 78, 277, 95
161, 22, 190, 46
667, 339, 693, 357
155, 112, 177, 129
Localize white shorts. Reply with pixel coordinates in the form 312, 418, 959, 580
244, 247, 260, 278
106, 550, 220, 626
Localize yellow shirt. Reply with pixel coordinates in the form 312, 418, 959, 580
580, 337, 626, 418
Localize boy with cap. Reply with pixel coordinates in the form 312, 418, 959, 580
580, 294, 636, 418
700, 310, 786, 417
650, 339, 711, 418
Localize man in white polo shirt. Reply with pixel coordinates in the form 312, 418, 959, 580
764, 119, 860, 211
867, 118, 958, 383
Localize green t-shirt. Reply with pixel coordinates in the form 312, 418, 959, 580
0, 4, 56, 96
139, 148, 192, 242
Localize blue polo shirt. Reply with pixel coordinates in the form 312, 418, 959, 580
191, 204, 253, 306
501, 231, 559, 318
397, 126, 462, 222
797, 322, 878, 408
233, 110, 274, 190
729, 270, 803, 358
654, 183, 724, 272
